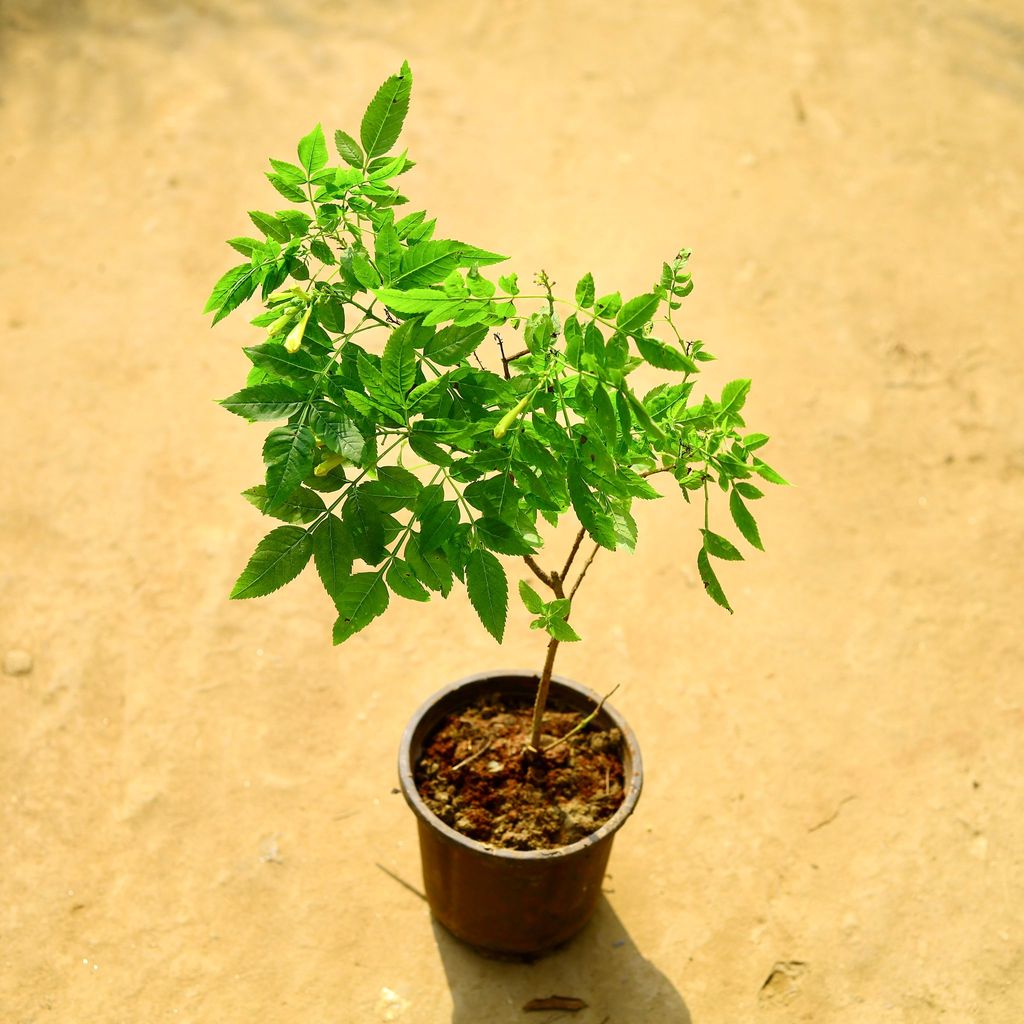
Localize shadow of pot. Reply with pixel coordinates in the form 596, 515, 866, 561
398, 669, 643, 958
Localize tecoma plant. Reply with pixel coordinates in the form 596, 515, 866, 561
206, 62, 786, 750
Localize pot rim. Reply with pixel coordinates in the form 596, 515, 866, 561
398, 668, 643, 861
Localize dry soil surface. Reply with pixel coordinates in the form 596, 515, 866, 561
1, 1, 1023, 1022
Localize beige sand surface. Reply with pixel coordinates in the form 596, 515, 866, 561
2, 1, 1023, 1020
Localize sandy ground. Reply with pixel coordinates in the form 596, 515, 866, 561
1, 0, 1023, 1020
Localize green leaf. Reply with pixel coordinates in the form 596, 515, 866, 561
735, 482, 764, 500
594, 291, 622, 318
616, 292, 660, 335
476, 516, 537, 555
697, 547, 732, 612
423, 323, 488, 365
297, 123, 328, 175
315, 291, 347, 333
729, 490, 763, 551
753, 459, 790, 486
368, 152, 408, 181
701, 528, 744, 561
362, 466, 422, 511
567, 464, 617, 550
591, 383, 617, 443
466, 549, 508, 643
408, 429, 453, 466
374, 287, 460, 317
351, 250, 382, 289
204, 263, 259, 322
312, 513, 354, 602
546, 616, 581, 642
264, 424, 316, 510
227, 237, 263, 257
360, 60, 413, 159
374, 219, 403, 284
394, 240, 462, 288
332, 573, 390, 642
451, 243, 508, 267
219, 382, 304, 421
743, 432, 770, 452
334, 130, 363, 168
406, 534, 452, 595
343, 487, 387, 564
524, 312, 554, 353
243, 342, 319, 379
466, 270, 496, 299
269, 159, 305, 183
562, 316, 583, 366
408, 375, 447, 409
357, 351, 403, 409
636, 336, 696, 373
464, 474, 521, 520
575, 272, 595, 308
311, 404, 365, 463
518, 579, 544, 615
720, 379, 751, 420
266, 173, 307, 203
418, 500, 460, 551
248, 211, 291, 243
387, 558, 430, 601
395, 210, 426, 238
382, 320, 418, 397
230, 525, 312, 599
610, 506, 638, 552
310, 238, 336, 264
242, 484, 325, 524
620, 387, 667, 443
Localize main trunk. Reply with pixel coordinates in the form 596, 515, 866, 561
528, 635, 561, 749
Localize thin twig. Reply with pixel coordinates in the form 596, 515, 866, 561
524, 554, 556, 592
568, 543, 600, 600
560, 527, 586, 583
543, 685, 619, 753
449, 737, 493, 772
496, 333, 512, 380
505, 347, 530, 362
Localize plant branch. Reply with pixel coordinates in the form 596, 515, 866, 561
560, 527, 586, 582
524, 554, 557, 593
496, 333, 512, 380
568, 543, 600, 601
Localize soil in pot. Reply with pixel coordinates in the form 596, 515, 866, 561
414, 693, 626, 851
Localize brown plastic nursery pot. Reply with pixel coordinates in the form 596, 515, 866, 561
398, 670, 643, 957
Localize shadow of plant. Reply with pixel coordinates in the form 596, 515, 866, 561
433, 897, 692, 1023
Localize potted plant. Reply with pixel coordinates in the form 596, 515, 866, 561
205, 62, 785, 956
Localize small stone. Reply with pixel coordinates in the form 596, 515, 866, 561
3, 650, 32, 676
